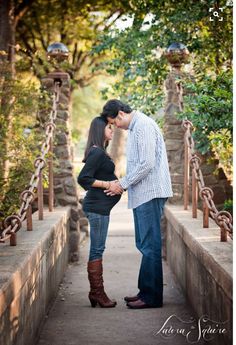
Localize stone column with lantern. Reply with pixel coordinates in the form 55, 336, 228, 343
40, 42, 88, 262
163, 43, 190, 204
162, 43, 232, 211
160, 43, 190, 259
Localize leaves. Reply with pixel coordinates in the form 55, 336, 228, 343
208, 129, 233, 183
15, 0, 131, 88
0, 61, 44, 224
92, 0, 232, 114
177, 70, 232, 178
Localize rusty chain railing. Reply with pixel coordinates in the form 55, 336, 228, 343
0, 81, 61, 246
183, 119, 233, 241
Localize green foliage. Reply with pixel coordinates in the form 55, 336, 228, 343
16, 0, 131, 88
93, 26, 168, 115
0, 131, 42, 217
92, 0, 232, 113
223, 199, 233, 215
178, 70, 232, 151
177, 70, 232, 179
1, 0, 233, 224
0, 63, 44, 226
208, 129, 232, 183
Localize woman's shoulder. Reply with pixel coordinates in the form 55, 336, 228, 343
87, 146, 106, 158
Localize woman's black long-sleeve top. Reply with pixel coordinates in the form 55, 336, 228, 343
77, 147, 121, 215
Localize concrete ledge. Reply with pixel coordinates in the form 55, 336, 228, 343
164, 204, 232, 345
0, 207, 70, 345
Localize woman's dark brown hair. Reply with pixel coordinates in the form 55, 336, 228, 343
83, 116, 108, 162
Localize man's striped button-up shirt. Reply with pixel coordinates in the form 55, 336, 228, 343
120, 111, 173, 209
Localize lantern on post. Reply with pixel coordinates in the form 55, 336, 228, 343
47, 42, 69, 63
47, 42, 69, 77
164, 42, 189, 71
46, 42, 69, 81
45, 43, 70, 212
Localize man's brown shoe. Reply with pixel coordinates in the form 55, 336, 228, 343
124, 295, 139, 302
127, 298, 162, 309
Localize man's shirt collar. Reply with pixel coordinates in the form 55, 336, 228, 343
128, 110, 138, 131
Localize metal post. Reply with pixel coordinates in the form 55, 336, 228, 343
220, 227, 227, 242
10, 233, 17, 246
27, 205, 33, 231
38, 171, 44, 220
192, 171, 198, 218
203, 200, 209, 228
184, 133, 189, 210
48, 137, 54, 212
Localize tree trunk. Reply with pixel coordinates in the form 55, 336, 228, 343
0, 0, 16, 180
0, 0, 15, 69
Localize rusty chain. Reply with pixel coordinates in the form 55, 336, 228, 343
182, 120, 233, 239
0, 82, 61, 243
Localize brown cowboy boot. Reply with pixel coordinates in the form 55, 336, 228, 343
87, 258, 117, 308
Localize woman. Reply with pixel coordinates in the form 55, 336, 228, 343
77, 116, 122, 308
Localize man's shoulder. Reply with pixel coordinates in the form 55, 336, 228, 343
135, 111, 159, 130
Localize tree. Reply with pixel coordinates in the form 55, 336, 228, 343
16, 0, 132, 88
0, 0, 35, 70
0, 0, 35, 179
92, 0, 233, 114
0, 0, 130, 193
0, 76, 43, 227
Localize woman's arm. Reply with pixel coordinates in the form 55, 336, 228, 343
78, 148, 122, 193
91, 180, 111, 189
92, 179, 123, 194
77, 148, 105, 190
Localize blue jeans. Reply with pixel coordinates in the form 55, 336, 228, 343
85, 212, 110, 261
133, 198, 167, 306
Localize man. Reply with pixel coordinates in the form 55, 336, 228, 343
101, 99, 173, 309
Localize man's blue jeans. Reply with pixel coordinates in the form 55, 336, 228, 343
85, 212, 110, 261
133, 198, 167, 307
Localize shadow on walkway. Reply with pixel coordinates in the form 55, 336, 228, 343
37, 199, 206, 345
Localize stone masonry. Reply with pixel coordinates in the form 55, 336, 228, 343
40, 72, 88, 262
163, 70, 185, 204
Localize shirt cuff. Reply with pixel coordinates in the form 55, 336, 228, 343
119, 177, 129, 190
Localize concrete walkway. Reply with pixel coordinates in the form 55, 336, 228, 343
37, 199, 205, 345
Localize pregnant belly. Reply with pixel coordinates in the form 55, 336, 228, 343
85, 189, 121, 204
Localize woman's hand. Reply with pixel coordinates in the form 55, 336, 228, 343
104, 180, 123, 196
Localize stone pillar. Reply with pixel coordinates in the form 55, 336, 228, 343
163, 74, 232, 210
40, 72, 88, 262
163, 70, 185, 203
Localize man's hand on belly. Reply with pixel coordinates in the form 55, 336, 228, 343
104, 180, 123, 196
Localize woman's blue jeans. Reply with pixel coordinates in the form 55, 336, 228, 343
133, 197, 167, 307
85, 212, 110, 261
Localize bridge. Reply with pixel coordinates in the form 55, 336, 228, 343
0, 45, 232, 345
